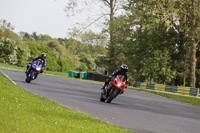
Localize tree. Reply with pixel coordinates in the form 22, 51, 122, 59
0, 37, 16, 63
38, 34, 52, 41
65, 0, 127, 72
0, 19, 14, 38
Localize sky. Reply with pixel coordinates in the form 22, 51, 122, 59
0, 0, 103, 38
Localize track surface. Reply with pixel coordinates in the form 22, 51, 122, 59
2, 69, 200, 133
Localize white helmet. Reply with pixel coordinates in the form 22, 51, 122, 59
121, 64, 128, 72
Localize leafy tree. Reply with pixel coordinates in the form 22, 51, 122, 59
0, 37, 16, 63
0, 19, 14, 38
143, 49, 175, 84
22, 32, 35, 41
79, 62, 88, 71
38, 34, 52, 41
79, 52, 96, 70
32, 32, 38, 41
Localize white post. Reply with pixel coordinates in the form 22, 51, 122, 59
197, 88, 199, 97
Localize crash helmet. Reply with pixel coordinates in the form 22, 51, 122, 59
41, 53, 47, 59
121, 64, 128, 72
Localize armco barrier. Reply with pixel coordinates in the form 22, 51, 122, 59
165, 85, 177, 93
137, 82, 200, 97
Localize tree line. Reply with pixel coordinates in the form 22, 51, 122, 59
0, 20, 107, 73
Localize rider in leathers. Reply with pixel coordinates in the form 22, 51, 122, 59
102, 64, 129, 94
25, 53, 47, 75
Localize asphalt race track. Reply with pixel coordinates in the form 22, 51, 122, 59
1, 69, 200, 133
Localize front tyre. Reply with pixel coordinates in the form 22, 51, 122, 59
107, 89, 119, 103
100, 92, 106, 102
30, 72, 35, 80
25, 78, 31, 83
25, 70, 33, 83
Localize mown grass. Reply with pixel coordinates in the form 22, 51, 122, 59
0, 73, 134, 133
128, 87, 200, 106
0, 63, 25, 72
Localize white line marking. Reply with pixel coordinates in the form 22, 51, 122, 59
0, 70, 17, 85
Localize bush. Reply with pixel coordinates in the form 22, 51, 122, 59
0, 58, 5, 63
79, 62, 88, 71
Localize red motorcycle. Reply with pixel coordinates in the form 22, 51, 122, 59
100, 75, 126, 103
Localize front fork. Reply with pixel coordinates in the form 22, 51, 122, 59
103, 84, 112, 98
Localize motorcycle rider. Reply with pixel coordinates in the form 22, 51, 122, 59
25, 53, 47, 75
102, 64, 129, 94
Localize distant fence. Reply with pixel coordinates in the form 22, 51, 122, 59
68, 71, 108, 82
87, 72, 108, 82
136, 82, 200, 97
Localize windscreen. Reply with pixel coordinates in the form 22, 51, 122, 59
117, 75, 126, 82
36, 59, 43, 66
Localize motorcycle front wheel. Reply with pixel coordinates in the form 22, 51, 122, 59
107, 89, 119, 103
25, 71, 34, 83
100, 91, 106, 102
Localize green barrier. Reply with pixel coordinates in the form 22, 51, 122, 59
165, 85, 177, 93
81, 72, 88, 79
190, 88, 199, 96
146, 83, 155, 90
68, 71, 75, 78
136, 82, 141, 88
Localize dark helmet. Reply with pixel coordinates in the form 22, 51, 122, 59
121, 64, 128, 72
41, 53, 47, 59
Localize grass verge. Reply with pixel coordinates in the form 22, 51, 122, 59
128, 87, 200, 106
0, 72, 133, 133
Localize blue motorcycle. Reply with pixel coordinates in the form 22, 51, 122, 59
25, 59, 43, 83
